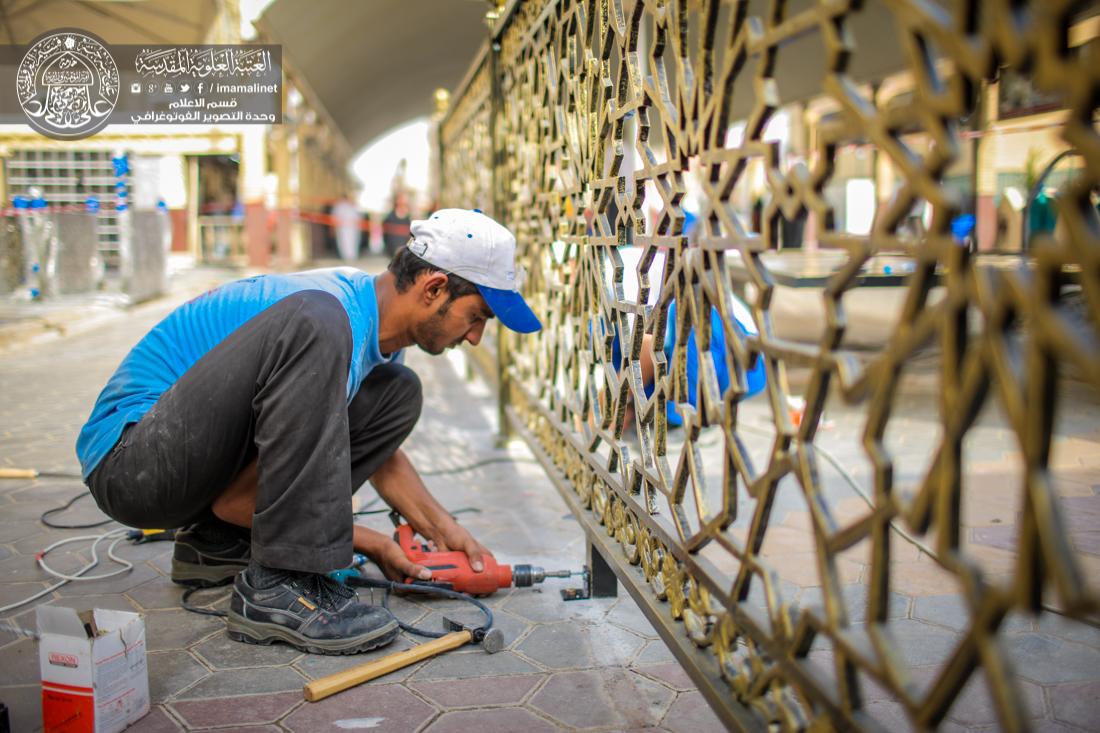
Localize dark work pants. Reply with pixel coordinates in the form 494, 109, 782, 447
86, 291, 423, 573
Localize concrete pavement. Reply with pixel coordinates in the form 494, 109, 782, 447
0, 259, 725, 733
0, 258, 1097, 732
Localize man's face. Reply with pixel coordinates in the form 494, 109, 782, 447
413, 292, 494, 355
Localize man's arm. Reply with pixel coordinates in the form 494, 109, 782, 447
369, 448, 492, 572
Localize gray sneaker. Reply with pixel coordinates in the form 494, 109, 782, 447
226, 566, 398, 655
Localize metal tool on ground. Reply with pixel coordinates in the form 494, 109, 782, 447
303, 620, 504, 702
393, 523, 578, 595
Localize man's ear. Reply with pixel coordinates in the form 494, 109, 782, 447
419, 272, 450, 306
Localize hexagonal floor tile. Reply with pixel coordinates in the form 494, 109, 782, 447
635, 662, 696, 692
142, 609, 224, 651
1005, 632, 1100, 685
422, 707, 559, 733
125, 704, 182, 732
175, 666, 308, 699
171, 691, 302, 728
529, 668, 674, 729
126, 578, 188, 611
662, 690, 727, 733
193, 633, 303, 669
412, 648, 540, 681
283, 682, 436, 733
147, 649, 211, 701
1048, 680, 1100, 730
516, 621, 646, 669
294, 634, 417, 678
410, 673, 545, 708
0, 684, 41, 733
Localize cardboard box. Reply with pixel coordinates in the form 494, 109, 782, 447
37, 606, 150, 733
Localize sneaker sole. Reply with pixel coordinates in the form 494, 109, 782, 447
225, 610, 399, 655
171, 557, 248, 588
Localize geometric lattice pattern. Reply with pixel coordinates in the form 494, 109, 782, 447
440, 2, 1100, 730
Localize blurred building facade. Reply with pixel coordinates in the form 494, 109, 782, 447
0, 0, 355, 270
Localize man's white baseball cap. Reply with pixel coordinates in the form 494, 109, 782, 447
407, 208, 542, 333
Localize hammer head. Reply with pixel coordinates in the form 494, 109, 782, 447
480, 627, 505, 654
440, 617, 506, 654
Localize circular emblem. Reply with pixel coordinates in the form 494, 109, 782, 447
16, 29, 119, 140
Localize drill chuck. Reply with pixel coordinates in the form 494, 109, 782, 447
510, 565, 576, 587
511, 564, 543, 587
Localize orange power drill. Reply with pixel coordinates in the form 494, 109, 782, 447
395, 524, 574, 596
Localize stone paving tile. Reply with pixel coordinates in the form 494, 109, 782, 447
880, 619, 962, 668
1031, 722, 1096, 733
0, 520, 42, 543
142, 608, 225, 651
529, 668, 675, 729
634, 639, 677, 665
193, 633, 304, 669
412, 648, 542, 680
634, 662, 696, 692
1047, 681, 1100, 731
126, 577, 189, 611
147, 649, 211, 701
909, 593, 1034, 635
176, 666, 308, 699
170, 691, 302, 728
4, 637, 43, 685
0, 684, 40, 732
797, 583, 910, 623
0, 608, 35, 647
423, 707, 561, 733
1037, 612, 1100, 649
516, 621, 647, 669
605, 596, 660, 638
409, 673, 545, 708
293, 635, 423, 683
283, 682, 436, 733
53, 560, 163, 597
661, 691, 727, 733
184, 728, 282, 733
503, 588, 619, 624
909, 666, 1046, 724
1005, 632, 1100, 685
862, 699, 920, 733
126, 705, 182, 732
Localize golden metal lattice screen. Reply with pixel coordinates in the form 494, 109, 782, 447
440, 1, 1100, 730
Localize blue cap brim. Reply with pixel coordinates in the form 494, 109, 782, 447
477, 284, 542, 333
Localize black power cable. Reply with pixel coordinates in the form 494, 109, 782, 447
41, 492, 114, 530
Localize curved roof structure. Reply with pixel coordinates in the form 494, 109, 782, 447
258, 0, 490, 151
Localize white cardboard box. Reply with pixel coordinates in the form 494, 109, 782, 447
37, 606, 150, 733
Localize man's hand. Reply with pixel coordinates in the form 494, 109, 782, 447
431, 521, 493, 573
352, 525, 432, 583
375, 537, 433, 583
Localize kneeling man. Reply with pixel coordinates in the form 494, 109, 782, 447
76, 209, 540, 655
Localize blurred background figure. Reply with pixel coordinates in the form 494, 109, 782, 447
331, 195, 362, 262
382, 191, 412, 258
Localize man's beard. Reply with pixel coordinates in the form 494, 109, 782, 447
414, 310, 462, 355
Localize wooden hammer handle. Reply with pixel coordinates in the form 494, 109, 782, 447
303, 630, 472, 702
0, 468, 37, 479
